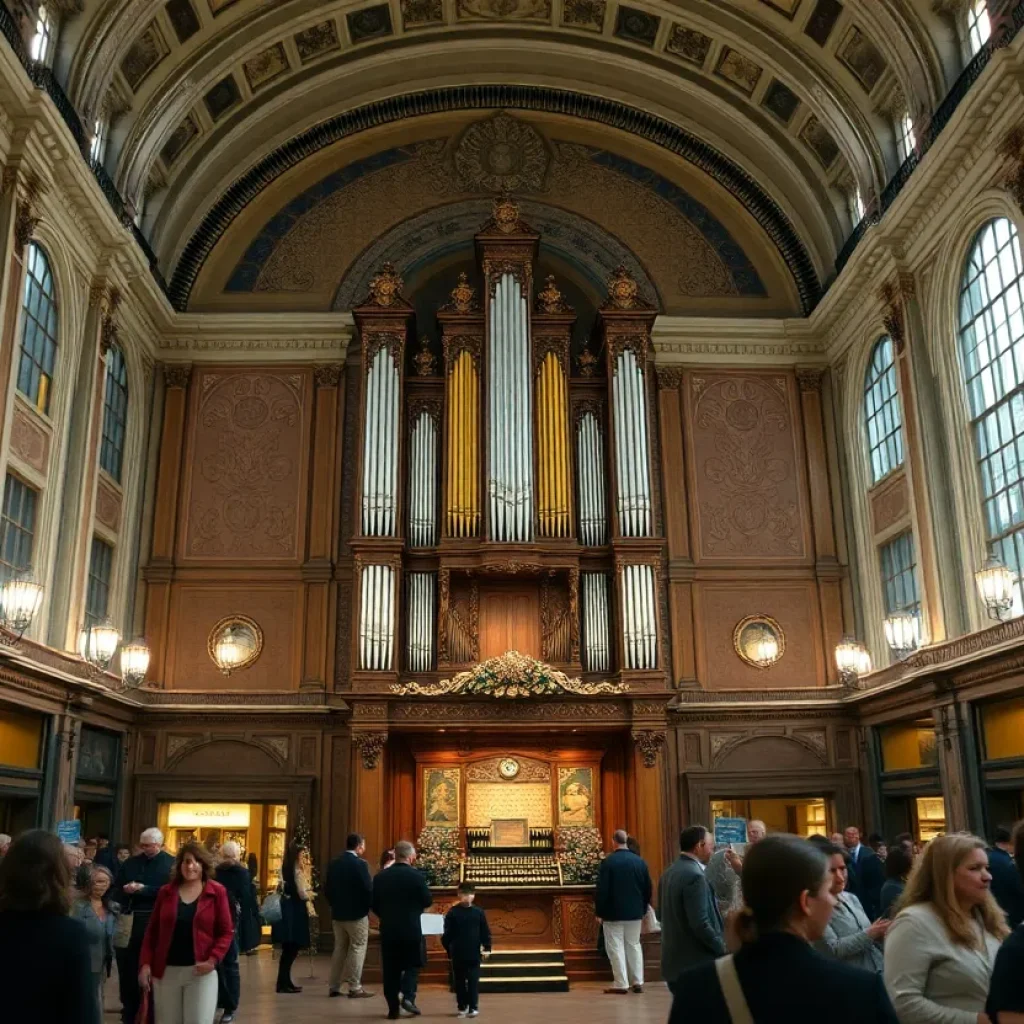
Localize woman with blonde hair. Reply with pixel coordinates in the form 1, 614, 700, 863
884, 833, 1008, 1024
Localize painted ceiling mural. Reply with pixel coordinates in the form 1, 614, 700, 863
220, 113, 767, 313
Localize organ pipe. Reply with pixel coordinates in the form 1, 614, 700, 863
612, 348, 652, 538
406, 571, 435, 671
621, 564, 657, 670
446, 349, 480, 537
488, 273, 533, 541
582, 572, 610, 672
358, 563, 396, 671
362, 346, 400, 536
576, 410, 607, 545
409, 409, 438, 547
536, 351, 571, 538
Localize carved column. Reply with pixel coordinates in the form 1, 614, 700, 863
796, 368, 844, 683
627, 725, 667, 883
0, 171, 41, 465
351, 731, 388, 867
882, 275, 948, 642
933, 697, 971, 834
656, 367, 695, 687
143, 363, 192, 685
302, 365, 343, 690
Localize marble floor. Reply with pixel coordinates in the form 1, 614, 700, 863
104, 951, 673, 1023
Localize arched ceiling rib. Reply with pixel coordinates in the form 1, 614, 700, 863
54, 0, 961, 294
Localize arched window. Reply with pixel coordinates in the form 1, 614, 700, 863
864, 335, 904, 484
968, 0, 991, 55
28, 3, 56, 64
100, 345, 128, 482
897, 112, 916, 163
958, 217, 1024, 612
17, 243, 58, 415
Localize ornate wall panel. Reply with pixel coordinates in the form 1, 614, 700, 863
179, 369, 312, 561
870, 471, 910, 536
164, 584, 302, 690
95, 476, 123, 533
9, 402, 50, 474
684, 372, 810, 563
696, 582, 822, 689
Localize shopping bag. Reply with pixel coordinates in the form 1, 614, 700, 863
113, 911, 134, 950
261, 890, 283, 924
641, 904, 661, 935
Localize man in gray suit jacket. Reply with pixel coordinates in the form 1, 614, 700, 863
658, 825, 726, 995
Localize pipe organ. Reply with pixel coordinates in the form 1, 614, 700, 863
348, 199, 666, 684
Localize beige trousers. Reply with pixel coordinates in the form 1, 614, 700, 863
152, 965, 218, 1024
329, 916, 370, 993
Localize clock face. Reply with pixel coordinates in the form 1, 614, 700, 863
499, 757, 520, 779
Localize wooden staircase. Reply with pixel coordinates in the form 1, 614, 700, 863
477, 949, 570, 993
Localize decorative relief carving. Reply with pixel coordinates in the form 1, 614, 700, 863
552, 897, 563, 945
95, 477, 122, 533
163, 364, 193, 389
602, 265, 651, 310
185, 372, 305, 559
442, 272, 479, 313
391, 701, 629, 721
166, 735, 195, 762
568, 568, 580, 665
466, 783, 553, 827
261, 736, 290, 763
576, 342, 599, 377
353, 702, 388, 719
314, 364, 342, 388
12, 174, 42, 252
632, 729, 666, 767
485, 900, 551, 936
533, 334, 569, 373
689, 375, 805, 559
413, 336, 437, 376
365, 261, 404, 306
9, 404, 49, 473
437, 568, 450, 664
683, 733, 702, 765
465, 756, 551, 783
535, 275, 573, 314
443, 333, 482, 370
567, 899, 599, 945
354, 732, 387, 770
710, 732, 745, 764
871, 473, 909, 535
795, 368, 823, 393
657, 367, 683, 390
452, 114, 550, 194
408, 397, 442, 429
797, 729, 828, 763
363, 331, 404, 369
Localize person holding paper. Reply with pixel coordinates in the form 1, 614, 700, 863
443, 883, 492, 1018
372, 840, 433, 1019
595, 828, 652, 994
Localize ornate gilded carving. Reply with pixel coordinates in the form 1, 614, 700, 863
391, 651, 629, 697
632, 729, 666, 768
354, 732, 387, 770
733, 615, 786, 669
314, 364, 342, 388
162, 364, 192, 389
465, 756, 551, 783
567, 899, 600, 945
607, 332, 650, 365
453, 113, 549, 194
363, 331, 404, 369
442, 272, 479, 313
602, 265, 651, 310
392, 700, 630, 721
352, 702, 389, 719
572, 397, 604, 430
657, 367, 684, 390
568, 568, 581, 665
533, 334, 568, 374
552, 897, 563, 946
413, 336, 437, 376
207, 615, 264, 674
536, 275, 572, 314
365, 261, 404, 307
437, 568, 450, 664
492, 193, 522, 234
408, 396, 442, 430
443, 333, 482, 370
12, 174, 42, 252
484, 259, 529, 294
576, 341, 598, 378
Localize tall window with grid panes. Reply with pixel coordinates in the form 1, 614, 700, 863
0, 475, 37, 582
100, 346, 128, 482
84, 538, 113, 628
864, 335, 904, 484
17, 244, 58, 415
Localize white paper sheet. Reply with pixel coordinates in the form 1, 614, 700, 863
421, 913, 445, 935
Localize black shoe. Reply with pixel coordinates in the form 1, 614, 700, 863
330, 989, 343, 997
277, 984, 302, 993
401, 999, 422, 1016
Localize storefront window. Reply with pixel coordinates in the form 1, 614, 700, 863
879, 722, 938, 772
0, 707, 43, 769
710, 797, 827, 838
982, 697, 1024, 760
916, 797, 946, 841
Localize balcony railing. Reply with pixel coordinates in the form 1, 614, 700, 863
836, 0, 1024, 277
0, 2, 168, 296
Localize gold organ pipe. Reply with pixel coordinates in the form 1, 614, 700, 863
456, 353, 464, 535
445, 350, 480, 538
536, 352, 571, 538
470, 357, 478, 534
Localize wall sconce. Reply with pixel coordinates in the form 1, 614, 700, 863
118, 639, 151, 691
835, 636, 872, 688
0, 570, 44, 644
975, 554, 1015, 622
79, 619, 121, 676
734, 615, 785, 669
208, 616, 263, 676
883, 611, 921, 660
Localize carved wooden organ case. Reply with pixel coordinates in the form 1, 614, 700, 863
348, 199, 666, 687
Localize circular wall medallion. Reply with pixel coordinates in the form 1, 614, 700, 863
207, 615, 264, 675
498, 757, 521, 779
733, 615, 785, 670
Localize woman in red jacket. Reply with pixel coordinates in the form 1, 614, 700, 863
138, 841, 233, 1024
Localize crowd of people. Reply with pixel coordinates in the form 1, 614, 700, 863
5, 818, 1024, 1021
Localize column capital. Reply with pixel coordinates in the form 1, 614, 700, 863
631, 729, 666, 768
353, 731, 388, 770
162, 363, 193, 389
314, 364, 343, 388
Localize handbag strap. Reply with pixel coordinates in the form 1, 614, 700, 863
715, 955, 755, 1024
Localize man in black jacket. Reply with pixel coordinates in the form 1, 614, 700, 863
988, 824, 1024, 928
214, 840, 258, 1023
843, 825, 885, 920
595, 829, 653, 994
372, 840, 433, 1019
326, 832, 375, 999
113, 827, 174, 1024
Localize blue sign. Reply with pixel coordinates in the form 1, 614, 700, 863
56, 819, 81, 844
714, 818, 748, 846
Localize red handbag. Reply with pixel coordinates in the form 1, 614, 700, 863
134, 988, 150, 1024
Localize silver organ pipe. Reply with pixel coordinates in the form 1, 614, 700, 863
488, 273, 533, 541
408, 410, 437, 547
582, 572, 610, 672
612, 348, 652, 538
621, 564, 657, 670
576, 410, 607, 545
358, 564, 396, 671
362, 346, 399, 536
406, 571, 435, 671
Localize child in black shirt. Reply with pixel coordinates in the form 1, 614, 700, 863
442, 883, 492, 1018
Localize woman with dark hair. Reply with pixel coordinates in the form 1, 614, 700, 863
73, 863, 118, 1018
113, 842, 132, 867
670, 834, 898, 1023
272, 841, 311, 994
0, 829, 99, 1024
244, 852, 261, 956
138, 840, 234, 1024
380, 848, 396, 870
880, 845, 914, 919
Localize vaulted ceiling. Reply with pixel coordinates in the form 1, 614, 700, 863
54, 0, 965, 310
